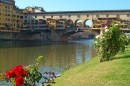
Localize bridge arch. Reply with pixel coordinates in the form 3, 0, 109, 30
66, 19, 74, 27
83, 19, 92, 28
75, 19, 83, 27
59, 30, 99, 41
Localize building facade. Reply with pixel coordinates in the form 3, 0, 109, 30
0, 0, 24, 32
12, 9, 24, 32
0, 0, 14, 32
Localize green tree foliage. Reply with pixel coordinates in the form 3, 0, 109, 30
93, 22, 130, 62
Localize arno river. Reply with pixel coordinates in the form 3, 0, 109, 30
0, 39, 96, 85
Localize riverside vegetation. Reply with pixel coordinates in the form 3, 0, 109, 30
52, 46, 130, 86
50, 22, 130, 86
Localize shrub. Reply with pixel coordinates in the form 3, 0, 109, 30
93, 22, 130, 62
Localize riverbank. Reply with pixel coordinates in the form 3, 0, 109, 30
52, 45, 130, 86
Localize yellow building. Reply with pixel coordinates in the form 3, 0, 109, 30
12, 9, 24, 32
0, 0, 24, 32
0, 1, 14, 32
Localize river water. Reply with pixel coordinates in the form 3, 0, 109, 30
0, 39, 96, 85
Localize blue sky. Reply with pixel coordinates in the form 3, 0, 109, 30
15, 0, 130, 11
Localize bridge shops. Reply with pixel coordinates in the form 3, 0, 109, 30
23, 9, 130, 30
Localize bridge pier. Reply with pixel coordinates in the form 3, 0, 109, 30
59, 37, 69, 41
50, 29, 65, 42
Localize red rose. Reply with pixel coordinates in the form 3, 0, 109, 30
13, 65, 27, 76
13, 65, 23, 76
15, 76, 24, 86
23, 70, 28, 76
6, 69, 16, 78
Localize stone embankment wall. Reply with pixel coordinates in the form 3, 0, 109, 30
0, 31, 96, 41
16, 31, 51, 41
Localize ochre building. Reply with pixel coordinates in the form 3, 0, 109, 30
0, 0, 24, 32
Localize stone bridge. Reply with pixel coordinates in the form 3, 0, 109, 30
16, 27, 100, 41
21, 9, 130, 41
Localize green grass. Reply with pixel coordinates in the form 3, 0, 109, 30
52, 45, 130, 86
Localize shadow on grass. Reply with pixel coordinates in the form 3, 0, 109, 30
111, 54, 130, 60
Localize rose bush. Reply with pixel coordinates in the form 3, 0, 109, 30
6, 65, 27, 86
5, 56, 44, 86
93, 22, 130, 62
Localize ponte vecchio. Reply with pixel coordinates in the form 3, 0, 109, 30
23, 9, 130, 29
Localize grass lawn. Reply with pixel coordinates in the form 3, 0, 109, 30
52, 45, 130, 86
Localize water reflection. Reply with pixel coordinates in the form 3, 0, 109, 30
0, 40, 96, 74
75, 40, 95, 64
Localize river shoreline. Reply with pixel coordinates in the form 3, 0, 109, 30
51, 45, 130, 86
0, 39, 96, 85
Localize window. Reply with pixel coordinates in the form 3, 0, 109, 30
35, 20, 38, 23
25, 16, 27, 18
127, 14, 129, 17
31, 20, 34, 22
20, 16, 23, 18
77, 15, 80, 18
60, 15, 62, 18
5, 5, 7, 8
68, 15, 71, 18
87, 15, 89, 17
106, 14, 109, 17
13, 15, 16, 17
43, 15, 45, 18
